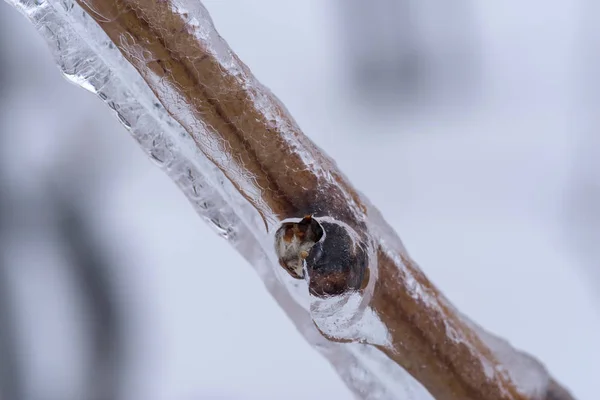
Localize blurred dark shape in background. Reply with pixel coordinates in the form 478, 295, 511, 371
335, 0, 479, 111
50, 184, 123, 400
0, 11, 125, 400
0, 172, 125, 400
0, 34, 21, 400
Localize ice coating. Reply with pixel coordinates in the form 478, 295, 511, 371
3, 0, 572, 398
65, 0, 378, 341
4, 0, 425, 398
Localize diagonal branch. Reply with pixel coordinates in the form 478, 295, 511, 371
11, 0, 577, 399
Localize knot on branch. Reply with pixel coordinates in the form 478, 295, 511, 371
275, 215, 369, 296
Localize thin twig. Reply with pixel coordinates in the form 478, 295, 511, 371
63, 1, 575, 399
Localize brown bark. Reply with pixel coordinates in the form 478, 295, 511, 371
72, 1, 576, 399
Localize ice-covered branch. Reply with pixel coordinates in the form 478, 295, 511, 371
5, 0, 575, 399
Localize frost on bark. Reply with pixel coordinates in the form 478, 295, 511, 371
4, 0, 575, 399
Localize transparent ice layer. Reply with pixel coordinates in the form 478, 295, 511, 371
5, 0, 432, 398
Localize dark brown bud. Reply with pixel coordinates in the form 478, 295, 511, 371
304, 220, 368, 296
274, 216, 368, 297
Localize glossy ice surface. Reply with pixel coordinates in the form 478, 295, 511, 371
5, 0, 431, 397
4, 0, 595, 399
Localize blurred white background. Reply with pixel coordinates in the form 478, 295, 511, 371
0, 0, 599, 399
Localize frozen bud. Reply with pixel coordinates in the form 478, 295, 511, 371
275, 216, 369, 297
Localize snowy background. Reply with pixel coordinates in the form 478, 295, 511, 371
0, 0, 599, 399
